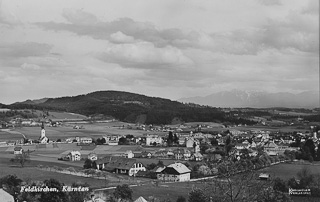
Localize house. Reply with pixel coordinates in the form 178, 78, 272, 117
61, 151, 81, 161
80, 137, 92, 144
13, 146, 23, 155
0, 189, 14, 202
186, 137, 197, 148
88, 152, 98, 161
146, 134, 163, 146
191, 152, 203, 161
157, 162, 191, 182
141, 151, 152, 158
103, 135, 119, 145
173, 148, 191, 160
123, 150, 134, 158
96, 156, 146, 176
153, 150, 168, 159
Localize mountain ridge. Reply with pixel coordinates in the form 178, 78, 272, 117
179, 90, 320, 108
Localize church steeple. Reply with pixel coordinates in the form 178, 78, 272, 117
41, 122, 45, 130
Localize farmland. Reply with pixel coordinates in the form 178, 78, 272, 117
0, 121, 165, 142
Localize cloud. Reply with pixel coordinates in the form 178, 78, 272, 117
109, 31, 135, 43
301, 0, 319, 15
96, 41, 194, 69
62, 8, 98, 25
20, 63, 41, 70
0, 42, 52, 58
0, 0, 21, 26
258, 0, 282, 6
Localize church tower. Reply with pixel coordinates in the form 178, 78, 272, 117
40, 122, 46, 139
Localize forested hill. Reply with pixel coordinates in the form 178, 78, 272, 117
8, 91, 244, 125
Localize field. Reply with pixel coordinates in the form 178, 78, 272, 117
259, 161, 320, 180
0, 121, 164, 142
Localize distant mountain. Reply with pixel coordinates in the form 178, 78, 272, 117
14, 98, 49, 105
179, 90, 320, 108
9, 91, 228, 124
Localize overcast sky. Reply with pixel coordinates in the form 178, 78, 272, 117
0, 0, 319, 104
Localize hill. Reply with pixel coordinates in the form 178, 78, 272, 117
179, 90, 320, 108
8, 91, 232, 125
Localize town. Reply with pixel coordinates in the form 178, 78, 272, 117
0, 107, 319, 202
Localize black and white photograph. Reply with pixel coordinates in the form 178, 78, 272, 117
0, 0, 319, 201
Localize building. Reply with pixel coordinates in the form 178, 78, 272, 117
0, 189, 14, 202
157, 162, 191, 182
146, 134, 163, 146
103, 135, 119, 145
123, 150, 134, 158
96, 156, 146, 176
39, 122, 49, 144
88, 152, 98, 161
173, 148, 191, 160
13, 146, 23, 155
61, 151, 81, 161
191, 152, 203, 161
80, 137, 92, 144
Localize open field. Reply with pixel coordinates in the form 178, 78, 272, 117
17, 109, 88, 121
0, 130, 24, 141
131, 182, 192, 201
0, 153, 151, 189
0, 122, 162, 142
259, 161, 320, 180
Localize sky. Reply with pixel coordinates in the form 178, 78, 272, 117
0, 0, 319, 104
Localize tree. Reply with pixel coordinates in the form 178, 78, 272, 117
188, 188, 208, 202
297, 167, 314, 188
0, 174, 22, 200
273, 177, 288, 193
83, 159, 93, 169
39, 178, 68, 202
10, 152, 30, 167
176, 196, 186, 202
113, 184, 133, 201
173, 133, 179, 144
167, 131, 173, 146
211, 138, 218, 146
157, 160, 165, 167
67, 182, 91, 202
118, 137, 128, 145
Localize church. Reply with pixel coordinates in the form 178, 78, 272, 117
39, 122, 49, 144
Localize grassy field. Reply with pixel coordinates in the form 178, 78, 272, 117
259, 161, 320, 180
1, 122, 162, 142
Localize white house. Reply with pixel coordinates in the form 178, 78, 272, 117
80, 137, 92, 144
123, 150, 134, 158
64, 151, 81, 161
96, 157, 146, 176
146, 134, 163, 146
103, 135, 119, 145
157, 162, 191, 182
13, 147, 23, 155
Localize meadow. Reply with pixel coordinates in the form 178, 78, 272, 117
259, 161, 320, 180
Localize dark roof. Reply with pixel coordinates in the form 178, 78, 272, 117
14, 147, 23, 151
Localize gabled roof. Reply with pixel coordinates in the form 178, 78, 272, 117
14, 147, 23, 151
0, 189, 14, 202
134, 196, 148, 202
264, 141, 278, 148
164, 162, 191, 174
